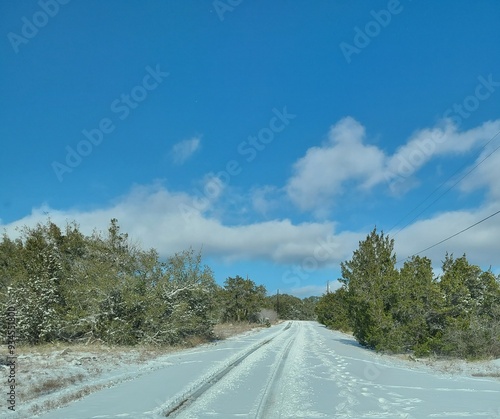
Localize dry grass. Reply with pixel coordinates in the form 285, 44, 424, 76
0, 342, 182, 415
5, 341, 179, 364
391, 353, 500, 380
472, 372, 500, 378
30, 382, 114, 417
182, 335, 210, 347
213, 322, 263, 340
30, 373, 86, 398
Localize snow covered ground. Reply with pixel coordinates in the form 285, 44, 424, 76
1, 322, 499, 418
0, 341, 193, 417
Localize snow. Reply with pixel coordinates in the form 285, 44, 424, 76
1, 322, 499, 418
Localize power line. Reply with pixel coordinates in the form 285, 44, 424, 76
392, 133, 500, 238
388, 128, 500, 237
396, 209, 500, 264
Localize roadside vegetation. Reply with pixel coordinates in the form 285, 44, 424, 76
0, 219, 316, 348
315, 228, 500, 359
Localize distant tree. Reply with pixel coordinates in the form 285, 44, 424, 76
220, 276, 266, 322
477, 269, 500, 319
0, 233, 23, 292
439, 253, 481, 320
315, 286, 351, 332
263, 293, 319, 320
301, 296, 320, 320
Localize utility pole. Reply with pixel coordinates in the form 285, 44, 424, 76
327, 280, 330, 294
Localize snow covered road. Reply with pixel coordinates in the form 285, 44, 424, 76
34, 321, 499, 418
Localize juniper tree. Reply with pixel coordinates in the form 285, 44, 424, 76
7, 223, 65, 344
390, 256, 442, 353
340, 228, 398, 349
315, 286, 352, 331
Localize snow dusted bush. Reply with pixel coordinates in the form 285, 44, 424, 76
0, 220, 219, 347
1, 230, 63, 344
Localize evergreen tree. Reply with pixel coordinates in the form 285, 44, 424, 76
315, 287, 351, 331
438, 254, 500, 357
391, 256, 441, 354
341, 228, 398, 349
7, 223, 65, 344
220, 276, 266, 322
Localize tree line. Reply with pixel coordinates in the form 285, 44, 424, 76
0, 219, 315, 346
315, 228, 500, 358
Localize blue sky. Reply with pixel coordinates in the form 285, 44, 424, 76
2, 0, 500, 297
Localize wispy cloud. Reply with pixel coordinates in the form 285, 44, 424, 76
251, 185, 282, 217
170, 136, 201, 164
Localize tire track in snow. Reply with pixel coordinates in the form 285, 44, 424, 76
269, 320, 331, 418
161, 322, 294, 417
254, 323, 298, 418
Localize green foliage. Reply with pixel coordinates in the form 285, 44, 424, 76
2, 218, 498, 359
3, 223, 65, 344
302, 296, 321, 320
264, 293, 319, 320
220, 275, 266, 322
341, 228, 398, 349
389, 256, 442, 352
316, 228, 500, 359
0, 219, 220, 346
142, 248, 218, 344
436, 254, 500, 358
315, 287, 351, 331
440, 253, 480, 320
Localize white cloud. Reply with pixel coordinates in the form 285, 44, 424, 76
2, 181, 499, 280
200, 172, 226, 202
285, 117, 500, 214
285, 117, 385, 215
290, 282, 343, 298
394, 203, 500, 270
384, 119, 500, 189
289, 285, 328, 298
0, 183, 357, 267
459, 140, 500, 201
170, 136, 201, 164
